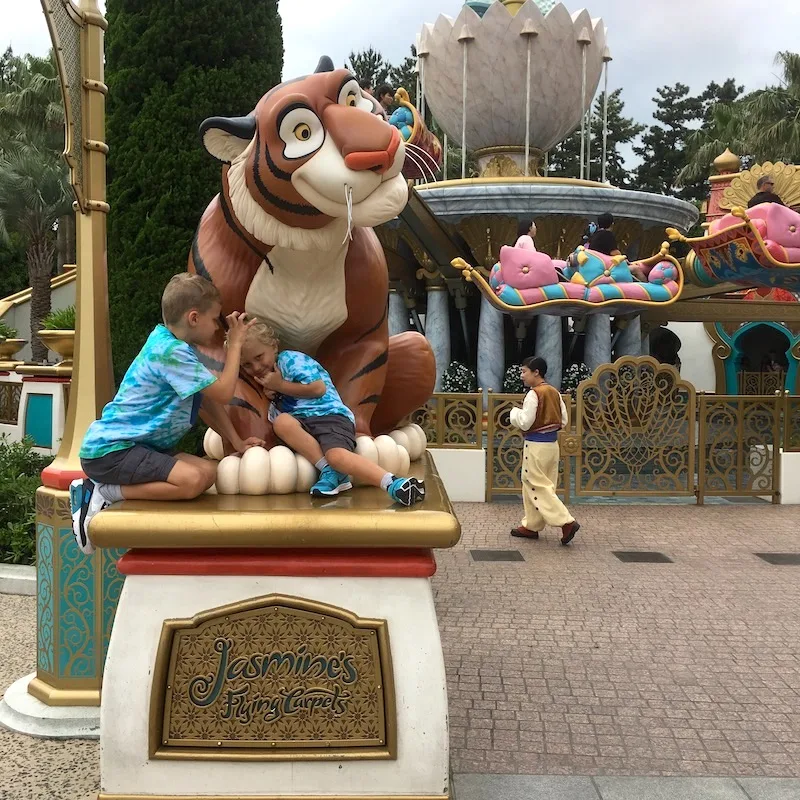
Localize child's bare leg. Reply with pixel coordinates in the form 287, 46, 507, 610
121, 457, 216, 501
325, 448, 391, 487
273, 414, 325, 464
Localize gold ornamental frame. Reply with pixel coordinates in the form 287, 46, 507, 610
149, 594, 397, 762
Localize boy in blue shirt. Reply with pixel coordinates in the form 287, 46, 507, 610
70, 273, 254, 554
239, 322, 425, 506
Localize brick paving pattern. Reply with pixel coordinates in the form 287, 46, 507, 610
435, 502, 800, 778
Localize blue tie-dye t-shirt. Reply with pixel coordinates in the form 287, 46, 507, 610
80, 325, 216, 459
276, 350, 355, 423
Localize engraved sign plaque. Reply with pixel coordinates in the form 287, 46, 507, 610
149, 595, 396, 760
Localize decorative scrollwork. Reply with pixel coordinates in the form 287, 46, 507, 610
410, 393, 482, 448
0, 382, 22, 424
738, 371, 785, 396
36, 524, 55, 674
577, 357, 695, 495
784, 396, 800, 452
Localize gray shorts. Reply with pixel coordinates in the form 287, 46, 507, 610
81, 445, 177, 486
299, 415, 356, 455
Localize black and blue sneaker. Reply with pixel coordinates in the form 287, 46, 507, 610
386, 476, 425, 507
69, 478, 108, 555
310, 465, 353, 497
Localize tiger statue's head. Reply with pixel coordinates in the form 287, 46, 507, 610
199, 57, 408, 252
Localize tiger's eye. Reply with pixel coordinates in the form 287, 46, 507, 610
294, 123, 311, 141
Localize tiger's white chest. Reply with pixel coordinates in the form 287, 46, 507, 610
245, 243, 349, 355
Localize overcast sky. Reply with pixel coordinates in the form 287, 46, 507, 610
5, 0, 800, 139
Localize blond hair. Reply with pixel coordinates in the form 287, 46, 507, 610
161, 273, 221, 325
242, 320, 280, 350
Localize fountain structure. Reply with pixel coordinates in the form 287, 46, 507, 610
378, 0, 699, 389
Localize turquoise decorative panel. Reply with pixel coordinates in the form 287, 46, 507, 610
25, 393, 53, 448
58, 526, 96, 678
102, 548, 126, 662
36, 523, 55, 673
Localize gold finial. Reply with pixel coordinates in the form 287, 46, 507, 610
713, 148, 741, 175
501, 0, 525, 15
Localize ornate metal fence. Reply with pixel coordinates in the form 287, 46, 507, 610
698, 395, 781, 503
0, 382, 22, 425
738, 371, 785, 395
410, 393, 482, 449
417, 358, 789, 504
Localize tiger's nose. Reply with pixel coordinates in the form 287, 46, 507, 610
324, 105, 400, 175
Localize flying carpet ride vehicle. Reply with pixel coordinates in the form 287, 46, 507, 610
454, 237, 683, 317
672, 202, 800, 289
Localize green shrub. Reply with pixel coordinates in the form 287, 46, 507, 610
0, 320, 18, 339
106, 0, 283, 382
42, 305, 75, 330
441, 361, 477, 393
503, 364, 524, 394
0, 438, 50, 565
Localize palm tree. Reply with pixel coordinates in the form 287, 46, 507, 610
679, 51, 800, 185
0, 137, 72, 361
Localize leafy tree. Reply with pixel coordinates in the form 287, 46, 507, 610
389, 45, 417, 108
0, 231, 27, 296
105, 0, 283, 379
548, 89, 643, 188
346, 47, 391, 92
680, 52, 800, 185
0, 137, 72, 360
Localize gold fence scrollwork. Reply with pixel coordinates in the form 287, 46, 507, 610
698, 395, 781, 504
0, 382, 22, 425
783, 395, 800, 452
577, 357, 695, 496
738, 371, 786, 396
410, 393, 482, 448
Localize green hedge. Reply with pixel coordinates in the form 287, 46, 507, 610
106, 0, 283, 381
0, 438, 50, 565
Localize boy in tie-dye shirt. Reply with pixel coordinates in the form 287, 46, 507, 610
70, 274, 255, 555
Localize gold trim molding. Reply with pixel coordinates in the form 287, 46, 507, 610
27, 677, 100, 707
149, 594, 397, 762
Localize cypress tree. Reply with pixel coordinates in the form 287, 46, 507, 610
106, 0, 283, 379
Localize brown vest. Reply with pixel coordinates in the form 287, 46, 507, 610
532, 383, 563, 432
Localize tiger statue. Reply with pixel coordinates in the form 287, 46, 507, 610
189, 57, 435, 447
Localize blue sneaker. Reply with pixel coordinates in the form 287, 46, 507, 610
311, 466, 353, 497
386, 476, 425, 507
69, 478, 108, 555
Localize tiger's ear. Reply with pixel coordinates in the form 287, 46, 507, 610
199, 116, 256, 163
315, 56, 335, 73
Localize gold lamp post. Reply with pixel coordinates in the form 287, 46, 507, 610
31, 0, 121, 707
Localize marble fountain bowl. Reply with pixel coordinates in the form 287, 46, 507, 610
415, 177, 700, 317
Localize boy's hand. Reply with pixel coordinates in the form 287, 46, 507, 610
259, 367, 283, 391
225, 312, 256, 348
238, 436, 267, 453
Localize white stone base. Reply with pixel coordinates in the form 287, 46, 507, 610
781, 450, 800, 504
0, 563, 36, 596
0, 673, 99, 739
430, 449, 486, 502
102, 575, 449, 798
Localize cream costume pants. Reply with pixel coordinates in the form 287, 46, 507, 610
521, 440, 573, 530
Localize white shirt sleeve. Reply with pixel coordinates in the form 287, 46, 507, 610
510, 390, 538, 432
560, 395, 569, 429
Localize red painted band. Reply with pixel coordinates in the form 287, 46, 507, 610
41, 465, 86, 490
22, 376, 71, 383
117, 547, 437, 578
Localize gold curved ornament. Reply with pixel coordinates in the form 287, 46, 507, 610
456, 215, 517, 273
722, 161, 800, 211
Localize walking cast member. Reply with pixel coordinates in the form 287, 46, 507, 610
509, 357, 580, 546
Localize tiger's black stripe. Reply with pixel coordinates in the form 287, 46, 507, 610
264, 140, 293, 182
230, 397, 261, 416
359, 395, 381, 406
354, 302, 387, 343
219, 191, 270, 262
191, 227, 213, 283
253, 130, 322, 217
350, 349, 388, 381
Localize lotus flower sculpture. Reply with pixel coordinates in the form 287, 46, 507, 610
420, 1, 606, 171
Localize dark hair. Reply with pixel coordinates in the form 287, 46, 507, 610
376, 83, 393, 99
518, 220, 533, 238
359, 78, 372, 91
522, 356, 547, 377
598, 212, 614, 229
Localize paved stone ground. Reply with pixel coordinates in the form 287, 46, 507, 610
434, 502, 800, 779
1, 500, 800, 798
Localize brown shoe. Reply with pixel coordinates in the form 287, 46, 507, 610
511, 526, 539, 539
561, 521, 580, 546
